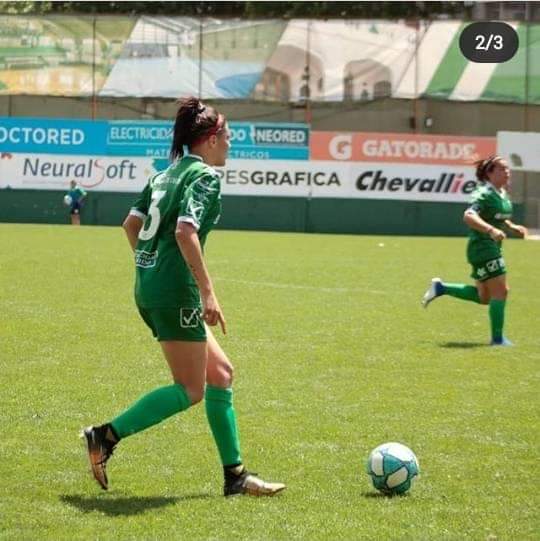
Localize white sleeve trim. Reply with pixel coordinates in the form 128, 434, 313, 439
129, 208, 147, 219
464, 207, 478, 215
177, 216, 200, 231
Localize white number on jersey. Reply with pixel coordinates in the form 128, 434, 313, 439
139, 190, 166, 241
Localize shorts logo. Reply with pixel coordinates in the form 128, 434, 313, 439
486, 257, 506, 273
180, 308, 200, 328
478, 257, 506, 278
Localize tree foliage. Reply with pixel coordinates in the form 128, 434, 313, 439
0, 1, 467, 18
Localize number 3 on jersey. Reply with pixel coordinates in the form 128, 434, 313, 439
139, 190, 166, 241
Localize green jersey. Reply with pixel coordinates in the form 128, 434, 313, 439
130, 154, 221, 308
466, 182, 513, 264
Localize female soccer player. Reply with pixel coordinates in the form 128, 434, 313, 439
83, 97, 285, 497
422, 155, 528, 346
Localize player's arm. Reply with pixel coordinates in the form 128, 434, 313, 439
176, 173, 226, 333
122, 213, 143, 252
175, 223, 226, 334
463, 206, 506, 241
123, 183, 152, 252
503, 219, 528, 238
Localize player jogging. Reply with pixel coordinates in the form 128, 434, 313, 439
422, 155, 528, 346
82, 97, 285, 497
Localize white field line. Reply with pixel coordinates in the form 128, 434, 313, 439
523, 228, 540, 241
215, 277, 388, 295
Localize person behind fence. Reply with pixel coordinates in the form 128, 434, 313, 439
63, 180, 87, 225
81, 96, 286, 497
421, 155, 528, 346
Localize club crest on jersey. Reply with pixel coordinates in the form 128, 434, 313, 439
180, 308, 200, 328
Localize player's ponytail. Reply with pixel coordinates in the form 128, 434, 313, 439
474, 155, 501, 182
170, 96, 225, 161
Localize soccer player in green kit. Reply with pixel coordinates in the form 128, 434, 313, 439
422, 156, 528, 346
82, 97, 285, 497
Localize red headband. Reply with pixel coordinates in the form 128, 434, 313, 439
481, 155, 501, 177
191, 114, 225, 147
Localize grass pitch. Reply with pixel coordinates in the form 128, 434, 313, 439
1, 224, 538, 540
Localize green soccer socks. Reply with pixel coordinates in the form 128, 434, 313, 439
111, 383, 191, 439
489, 299, 506, 342
443, 283, 481, 303
205, 385, 242, 468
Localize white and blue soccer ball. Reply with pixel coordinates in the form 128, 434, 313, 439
366, 442, 419, 495
63, 194, 72, 206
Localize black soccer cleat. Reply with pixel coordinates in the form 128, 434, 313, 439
81, 425, 117, 490
224, 468, 286, 497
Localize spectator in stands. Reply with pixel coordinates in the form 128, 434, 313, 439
64, 180, 87, 226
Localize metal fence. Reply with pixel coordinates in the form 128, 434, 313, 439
1, 16, 539, 108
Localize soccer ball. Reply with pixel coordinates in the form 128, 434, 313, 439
63, 194, 72, 206
366, 442, 419, 495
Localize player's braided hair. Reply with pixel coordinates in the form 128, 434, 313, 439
474, 155, 501, 182
170, 96, 224, 160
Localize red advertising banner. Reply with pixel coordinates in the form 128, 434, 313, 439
310, 132, 496, 165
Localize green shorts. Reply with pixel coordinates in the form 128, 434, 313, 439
470, 256, 507, 282
137, 305, 207, 342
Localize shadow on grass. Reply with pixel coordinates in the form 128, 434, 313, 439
60, 493, 213, 516
438, 342, 487, 349
362, 491, 410, 499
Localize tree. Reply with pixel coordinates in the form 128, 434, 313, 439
0, 1, 467, 19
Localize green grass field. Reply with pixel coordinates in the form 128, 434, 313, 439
1, 224, 538, 540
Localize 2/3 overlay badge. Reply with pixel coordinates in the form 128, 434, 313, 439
459, 22, 519, 63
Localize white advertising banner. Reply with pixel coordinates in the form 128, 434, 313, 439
1, 153, 480, 203
497, 131, 540, 173
0, 153, 155, 192
217, 160, 478, 202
